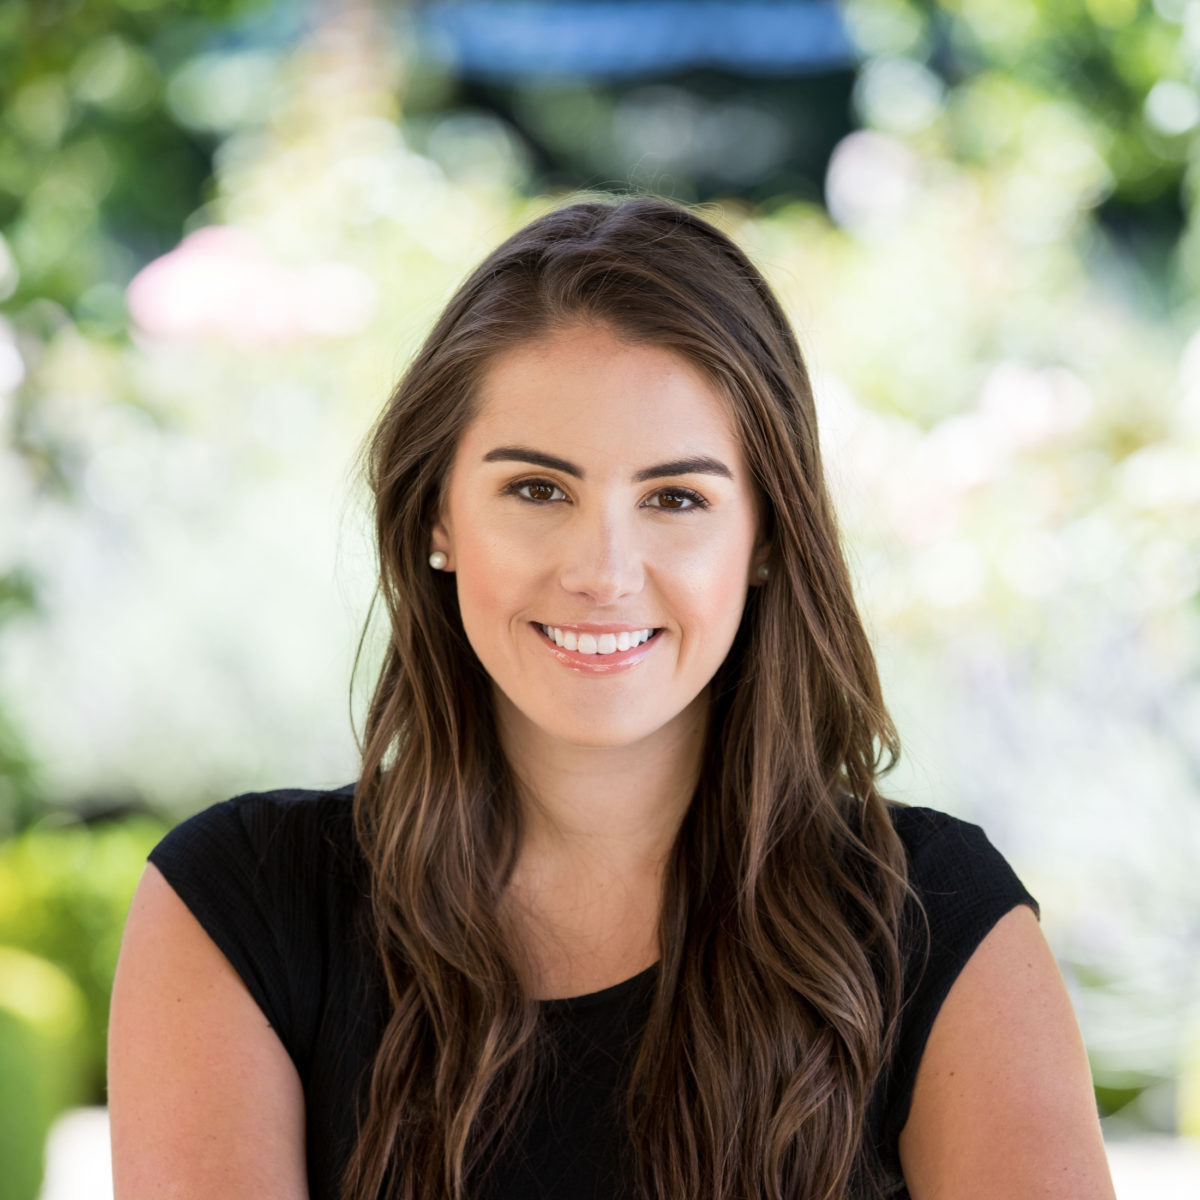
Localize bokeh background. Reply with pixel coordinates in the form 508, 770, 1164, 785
2, 0, 1199, 1196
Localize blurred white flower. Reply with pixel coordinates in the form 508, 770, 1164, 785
911, 536, 987, 606
825, 130, 920, 238
853, 55, 945, 136
978, 361, 1093, 449
921, 413, 1007, 492
997, 527, 1064, 598
1144, 80, 1200, 136
0, 316, 25, 393
1175, 325, 1200, 433
0, 232, 19, 302
1118, 442, 1200, 510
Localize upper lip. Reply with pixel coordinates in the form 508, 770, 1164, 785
535, 621, 659, 634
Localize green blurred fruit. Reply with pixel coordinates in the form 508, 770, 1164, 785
0, 945, 88, 1200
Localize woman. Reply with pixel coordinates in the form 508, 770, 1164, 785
108, 196, 1115, 1199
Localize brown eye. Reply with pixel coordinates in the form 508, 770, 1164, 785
509, 480, 566, 504
646, 488, 707, 511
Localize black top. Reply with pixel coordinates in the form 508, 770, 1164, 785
146, 785, 1038, 1199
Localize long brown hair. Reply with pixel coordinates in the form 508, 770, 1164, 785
343, 195, 911, 1200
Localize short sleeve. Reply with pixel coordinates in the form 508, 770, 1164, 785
874, 806, 1040, 1159
146, 787, 355, 1076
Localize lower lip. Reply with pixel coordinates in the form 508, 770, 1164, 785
532, 624, 662, 673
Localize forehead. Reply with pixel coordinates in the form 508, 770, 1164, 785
460, 324, 742, 455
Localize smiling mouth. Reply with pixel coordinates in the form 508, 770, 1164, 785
534, 623, 662, 656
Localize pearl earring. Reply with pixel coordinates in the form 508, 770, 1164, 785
429, 551, 448, 570
756, 563, 770, 581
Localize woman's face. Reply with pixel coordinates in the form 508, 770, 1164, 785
432, 322, 766, 753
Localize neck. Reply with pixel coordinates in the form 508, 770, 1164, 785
494, 687, 709, 888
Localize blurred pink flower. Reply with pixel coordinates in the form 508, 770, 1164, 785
126, 226, 375, 345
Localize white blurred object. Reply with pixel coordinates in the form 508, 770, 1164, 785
824, 130, 920, 238
1105, 1136, 1200, 1198
38, 1107, 112, 1200
36, 1107, 1200, 1199
126, 225, 377, 344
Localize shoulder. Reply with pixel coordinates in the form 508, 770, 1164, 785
884, 801, 1041, 1035
886, 803, 1040, 947
143, 782, 364, 1071
110, 806, 320, 1197
871, 805, 1041, 1157
897, 902, 1114, 1197
888, 803, 1035, 892
872, 806, 1113, 1197
152, 781, 358, 856
149, 782, 361, 901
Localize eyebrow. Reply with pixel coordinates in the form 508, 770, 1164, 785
482, 446, 733, 483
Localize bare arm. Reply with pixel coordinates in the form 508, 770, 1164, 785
108, 863, 309, 1199
898, 904, 1115, 1199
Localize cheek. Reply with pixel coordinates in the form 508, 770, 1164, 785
451, 522, 540, 636
707, 568, 752, 640
668, 527, 754, 635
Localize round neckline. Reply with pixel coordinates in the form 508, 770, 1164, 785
538, 960, 660, 1012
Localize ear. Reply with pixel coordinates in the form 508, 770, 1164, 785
748, 542, 771, 587
430, 513, 455, 573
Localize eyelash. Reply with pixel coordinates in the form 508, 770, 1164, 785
502, 478, 710, 512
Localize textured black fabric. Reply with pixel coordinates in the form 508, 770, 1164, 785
147, 787, 1037, 1198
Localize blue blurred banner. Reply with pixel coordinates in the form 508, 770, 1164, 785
416, 0, 860, 80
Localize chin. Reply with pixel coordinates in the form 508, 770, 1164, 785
528, 703, 673, 749
544, 721, 654, 749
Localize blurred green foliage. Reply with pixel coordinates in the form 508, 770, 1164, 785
0, 568, 39, 834
846, 0, 1193, 218
0, 0, 274, 321
0, 946, 89, 1200
0, 816, 167, 1100
431, 0, 1196, 270
0, 0, 273, 832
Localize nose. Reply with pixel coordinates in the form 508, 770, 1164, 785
556, 507, 645, 605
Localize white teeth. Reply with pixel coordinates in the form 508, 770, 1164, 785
541, 625, 657, 654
